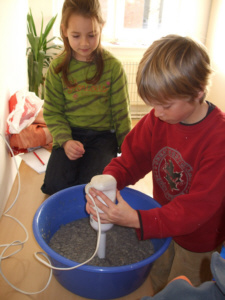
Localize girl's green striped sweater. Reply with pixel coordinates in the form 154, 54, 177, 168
43, 49, 131, 151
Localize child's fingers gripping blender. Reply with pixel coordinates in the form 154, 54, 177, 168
85, 175, 117, 259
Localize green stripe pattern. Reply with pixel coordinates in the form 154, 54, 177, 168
43, 49, 131, 150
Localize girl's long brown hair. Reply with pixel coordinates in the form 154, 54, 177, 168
55, 0, 105, 87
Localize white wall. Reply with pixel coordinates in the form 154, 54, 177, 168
28, 0, 54, 35
160, 0, 212, 43
0, 1, 28, 218
206, 0, 225, 111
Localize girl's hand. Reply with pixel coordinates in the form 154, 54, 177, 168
63, 140, 85, 160
86, 189, 140, 229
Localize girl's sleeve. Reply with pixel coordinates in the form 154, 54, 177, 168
43, 63, 72, 147
110, 60, 132, 151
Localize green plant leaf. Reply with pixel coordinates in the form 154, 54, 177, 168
37, 50, 45, 84
27, 14, 33, 35
27, 33, 36, 55
27, 9, 61, 96
42, 39, 47, 53
26, 46, 32, 55
33, 61, 40, 95
27, 34, 40, 61
40, 12, 44, 44
46, 36, 58, 44
27, 8, 37, 36
46, 44, 62, 51
28, 52, 34, 92
27, 15, 31, 34
42, 15, 57, 45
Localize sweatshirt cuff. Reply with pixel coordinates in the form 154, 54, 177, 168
135, 210, 144, 240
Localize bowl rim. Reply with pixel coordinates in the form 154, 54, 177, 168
33, 185, 172, 273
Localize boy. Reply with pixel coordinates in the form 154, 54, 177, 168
86, 35, 225, 293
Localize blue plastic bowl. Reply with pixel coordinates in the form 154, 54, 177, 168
33, 185, 171, 300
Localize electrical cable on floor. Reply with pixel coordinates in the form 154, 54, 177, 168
0, 133, 102, 294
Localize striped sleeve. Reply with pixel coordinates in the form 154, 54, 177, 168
108, 56, 131, 149
43, 60, 73, 147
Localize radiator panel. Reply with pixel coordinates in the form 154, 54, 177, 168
122, 61, 151, 118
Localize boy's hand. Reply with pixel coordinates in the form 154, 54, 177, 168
63, 140, 85, 160
86, 189, 140, 229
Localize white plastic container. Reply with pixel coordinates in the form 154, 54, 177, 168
85, 174, 117, 258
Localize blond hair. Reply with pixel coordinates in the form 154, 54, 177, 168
136, 35, 212, 105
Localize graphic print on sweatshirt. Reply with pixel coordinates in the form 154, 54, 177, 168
152, 147, 193, 201
66, 80, 111, 99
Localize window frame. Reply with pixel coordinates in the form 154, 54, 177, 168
101, 0, 164, 46
53, 0, 212, 49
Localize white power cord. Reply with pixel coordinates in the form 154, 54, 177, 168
34, 192, 102, 270
0, 133, 102, 294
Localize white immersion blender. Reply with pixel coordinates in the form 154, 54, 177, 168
85, 175, 117, 259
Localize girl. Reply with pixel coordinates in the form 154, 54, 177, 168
41, 0, 131, 195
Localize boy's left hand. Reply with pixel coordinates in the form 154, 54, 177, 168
85, 189, 140, 229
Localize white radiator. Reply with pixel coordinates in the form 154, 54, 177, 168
122, 61, 151, 118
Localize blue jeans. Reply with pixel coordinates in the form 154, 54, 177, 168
41, 128, 118, 195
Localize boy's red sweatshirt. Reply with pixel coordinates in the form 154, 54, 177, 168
103, 105, 225, 252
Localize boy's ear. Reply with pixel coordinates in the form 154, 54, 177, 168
198, 90, 204, 98
196, 89, 205, 102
